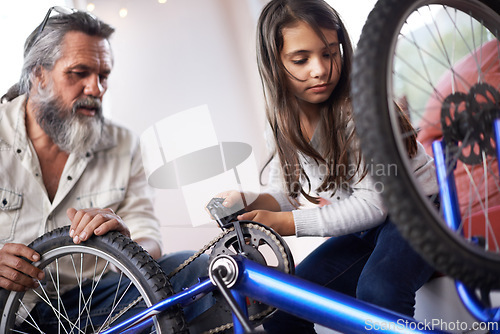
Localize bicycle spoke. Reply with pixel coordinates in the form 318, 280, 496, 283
31, 289, 77, 334
81, 254, 100, 333
78, 253, 83, 331
46, 259, 72, 333
97, 280, 135, 332
71, 256, 111, 333
16, 300, 45, 333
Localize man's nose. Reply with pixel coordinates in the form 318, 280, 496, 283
83, 74, 104, 97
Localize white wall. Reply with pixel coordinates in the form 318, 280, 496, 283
0, 0, 69, 95
82, 0, 270, 252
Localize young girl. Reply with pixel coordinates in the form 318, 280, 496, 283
217, 0, 438, 332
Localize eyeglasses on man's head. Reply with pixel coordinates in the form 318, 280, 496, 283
35, 6, 78, 39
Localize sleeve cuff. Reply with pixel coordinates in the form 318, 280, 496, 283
293, 209, 323, 237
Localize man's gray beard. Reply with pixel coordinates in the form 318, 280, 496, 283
30, 85, 104, 157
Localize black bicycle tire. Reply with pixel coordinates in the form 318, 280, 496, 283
0, 226, 188, 333
352, 0, 500, 288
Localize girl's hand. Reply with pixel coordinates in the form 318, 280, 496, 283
238, 210, 295, 236
205, 190, 245, 219
217, 190, 244, 209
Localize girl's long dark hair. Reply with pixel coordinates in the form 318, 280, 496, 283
257, 0, 360, 204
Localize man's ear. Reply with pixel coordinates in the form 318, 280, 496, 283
32, 66, 47, 90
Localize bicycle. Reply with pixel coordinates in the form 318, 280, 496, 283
1, 0, 499, 333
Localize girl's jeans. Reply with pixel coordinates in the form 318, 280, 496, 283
263, 219, 435, 334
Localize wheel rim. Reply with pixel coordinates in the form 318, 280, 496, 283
2, 245, 160, 333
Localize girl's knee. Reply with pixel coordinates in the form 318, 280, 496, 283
356, 276, 416, 316
356, 275, 390, 305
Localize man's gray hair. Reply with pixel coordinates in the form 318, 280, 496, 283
1, 10, 115, 103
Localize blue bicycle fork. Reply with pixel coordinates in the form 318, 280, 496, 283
431, 119, 500, 331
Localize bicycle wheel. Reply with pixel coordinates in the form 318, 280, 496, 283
0, 226, 187, 333
352, 0, 500, 288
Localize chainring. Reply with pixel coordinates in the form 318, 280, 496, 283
190, 221, 295, 334
208, 221, 294, 273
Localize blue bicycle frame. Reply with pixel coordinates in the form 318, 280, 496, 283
431, 119, 500, 329
103, 255, 450, 334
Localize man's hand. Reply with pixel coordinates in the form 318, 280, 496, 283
0, 243, 45, 291
67, 208, 130, 244
238, 210, 295, 236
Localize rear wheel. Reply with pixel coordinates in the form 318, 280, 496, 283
352, 0, 500, 288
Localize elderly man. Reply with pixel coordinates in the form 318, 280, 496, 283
0, 7, 211, 331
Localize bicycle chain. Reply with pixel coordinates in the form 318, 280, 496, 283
167, 223, 291, 334
99, 230, 231, 332
167, 228, 231, 280
104, 224, 289, 333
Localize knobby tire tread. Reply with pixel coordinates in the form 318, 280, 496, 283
352, 0, 500, 288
